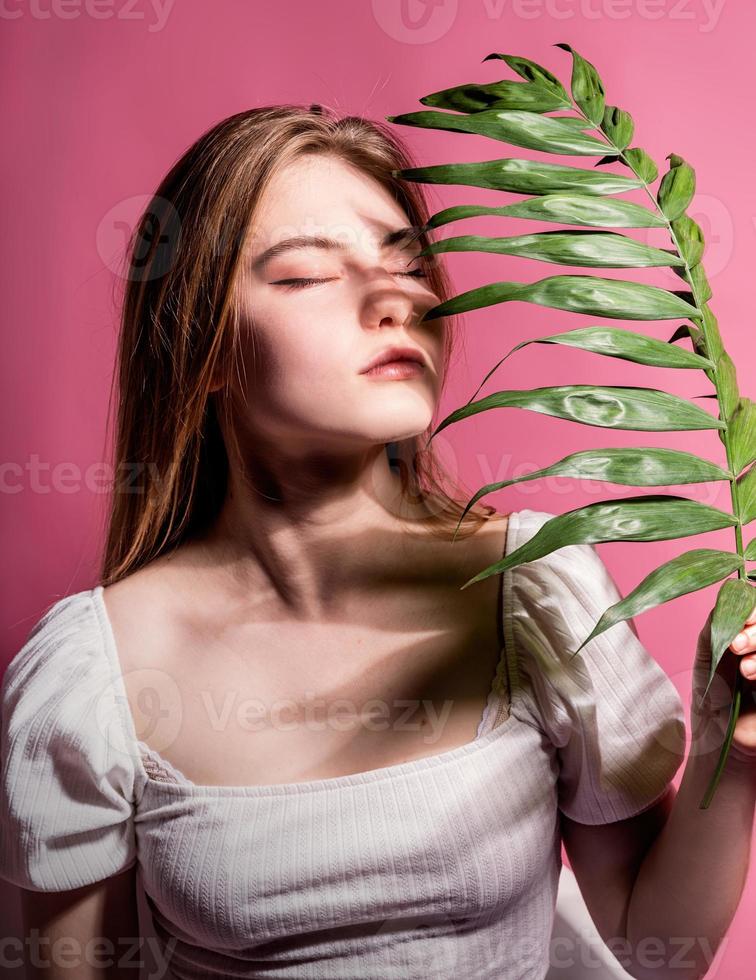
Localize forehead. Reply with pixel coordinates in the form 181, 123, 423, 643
250, 154, 414, 250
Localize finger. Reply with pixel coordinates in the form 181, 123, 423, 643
731, 624, 756, 653
740, 654, 756, 678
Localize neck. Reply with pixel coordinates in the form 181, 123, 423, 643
190, 442, 436, 620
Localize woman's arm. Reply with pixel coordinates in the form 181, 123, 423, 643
564, 601, 756, 980
624, 604, 756, 980
624, 749, 756, 980
19, 864, 141, 979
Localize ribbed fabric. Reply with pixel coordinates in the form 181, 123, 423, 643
0, 508, 687, 979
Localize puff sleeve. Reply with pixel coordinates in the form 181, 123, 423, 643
510, 509, 687, 825
0, 591, 140, 891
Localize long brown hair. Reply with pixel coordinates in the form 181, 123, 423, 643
100, 104, 505, 586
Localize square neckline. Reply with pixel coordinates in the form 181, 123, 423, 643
91, 510, 525, 798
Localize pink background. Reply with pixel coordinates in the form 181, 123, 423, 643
2, 1, 753, 977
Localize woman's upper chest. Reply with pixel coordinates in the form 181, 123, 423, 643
135, 715, 559, 951
105, 519, 511, 789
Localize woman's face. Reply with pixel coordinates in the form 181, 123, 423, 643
232, 153, 446, 457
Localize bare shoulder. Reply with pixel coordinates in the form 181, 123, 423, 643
100, 546, 195, 675
404, 508, 513, 605
447, 508, 512, 573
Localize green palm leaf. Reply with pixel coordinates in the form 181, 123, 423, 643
729, 398, 756, 475
482, 53, 571, 102
386, 108, 618, 156
451, 448, 732, 540
466, 327, 713, 406
419, 231, 684, 269
424, 195, 667, 231
388, 41, 751, 806
736, 464, 756, 524
571, 549, 744, 656
658, 154, 696, 221
418, 79, 571, 114
705, 579, 756, 699
601, 105, 634, 150
422, 275, 701, 322
460, 497, 739, 589
430, 385, 724, 442
392, 159, 645, 195
556, 43, 606, 125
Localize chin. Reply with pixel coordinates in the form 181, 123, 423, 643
366, 417, 432, 445
361, 402, 434, 440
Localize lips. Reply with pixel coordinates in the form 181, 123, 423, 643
359, 345, 426, 373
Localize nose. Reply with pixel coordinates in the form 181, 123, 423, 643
362, 283, 416, 332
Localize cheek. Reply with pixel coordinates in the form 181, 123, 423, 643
237, 310, 353, 400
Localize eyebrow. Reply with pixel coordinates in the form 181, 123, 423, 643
252, 225, 425, 271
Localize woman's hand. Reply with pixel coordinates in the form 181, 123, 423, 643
691, 602, 756, 763
726, 603, 756, 757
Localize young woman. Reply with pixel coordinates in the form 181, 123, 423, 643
3, 104, 756, 980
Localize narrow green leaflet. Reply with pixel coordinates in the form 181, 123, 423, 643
465, 326, 713, 405
623, 147, 658, 183
601, 106, 634, 150
419, 79, 570, 113
424, 195, 666, 231
730, 398, 756, 475
555, 43, 606, 125
658, 153, 696, 221
704, 579, 756, 700
419, 230, 684, 269
421, 274, 702, 322
451, 447, 733, 539
668, 322, 705, 354
671, 214, 705, 267
746, 539, 756, 561
458, 497, 739, 590
570, 549, 745, 656
483, 53, 570, 103
386, 108, 618, 156
686, 261, 713, 304
700, 304, 725, 362
736, 464, 756, 525
715, 352, 740, 421
430, 385, 725, 442
393, 159, 645, 195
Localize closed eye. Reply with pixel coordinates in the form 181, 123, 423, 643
272, 269, 428, 290
271, 277, 335, 290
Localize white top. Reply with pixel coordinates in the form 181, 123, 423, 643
0, 508, 687, 979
